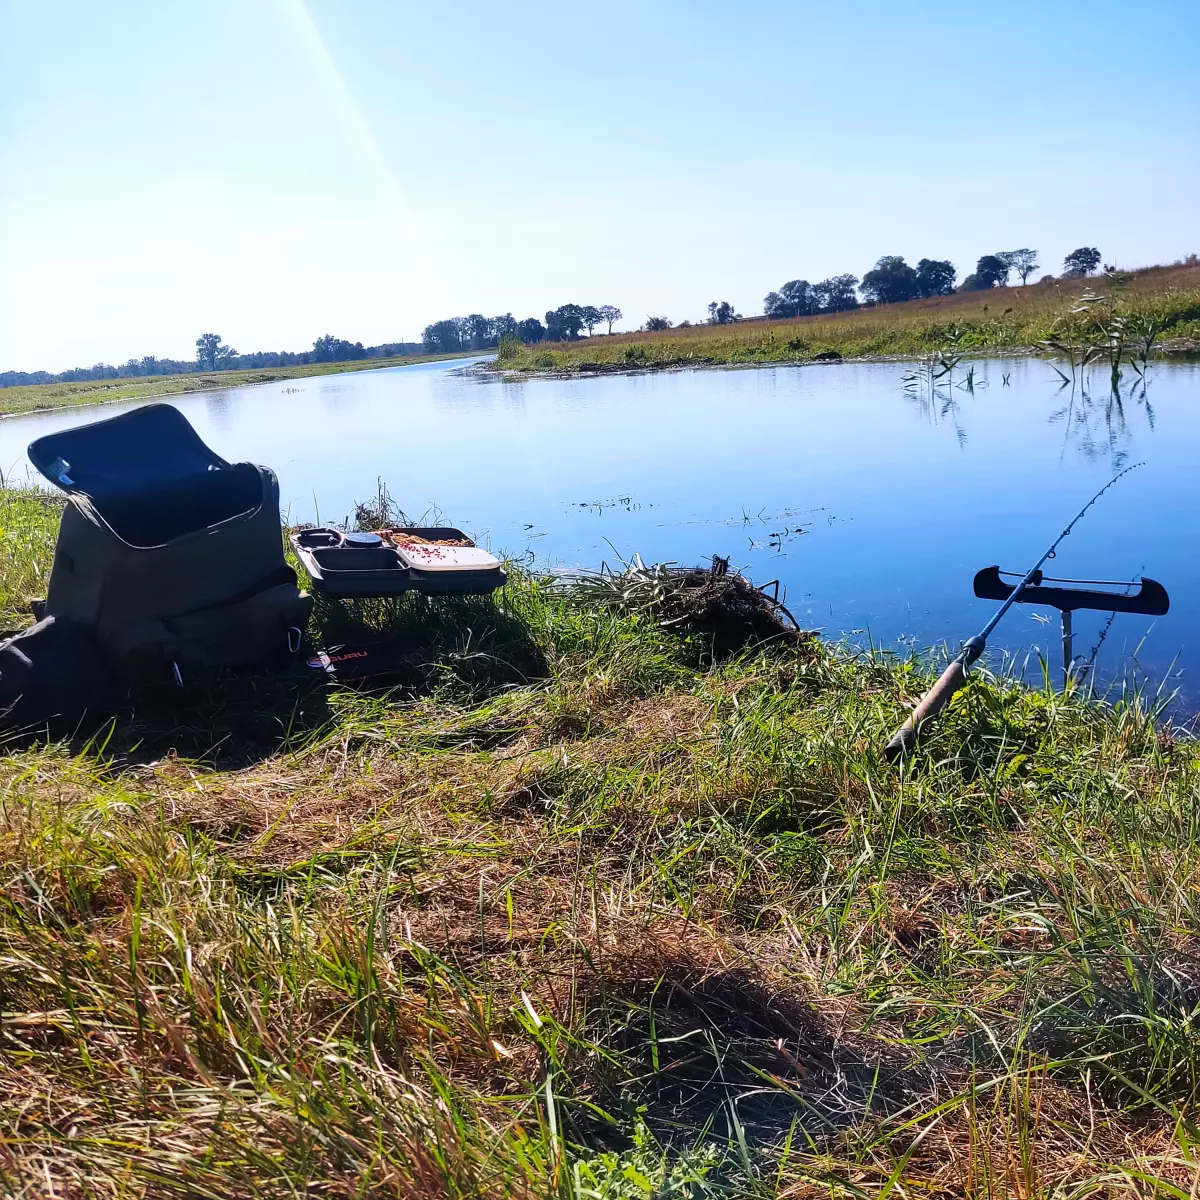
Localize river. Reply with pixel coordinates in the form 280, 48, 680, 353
2, 354, 1198, 705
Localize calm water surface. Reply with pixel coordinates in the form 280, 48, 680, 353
2, 356, 1198, 703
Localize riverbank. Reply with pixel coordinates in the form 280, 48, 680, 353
495, 261, 1200, 374
0, 350, 478, 418
4, 486, 1200, 1195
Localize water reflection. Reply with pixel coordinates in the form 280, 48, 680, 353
902, 375, 971, 448
202, 389, 233, 432
1049, 376, 1157, 469
900, 355, 1167, 471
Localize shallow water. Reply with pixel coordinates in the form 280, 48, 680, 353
2, 355, 1198, 704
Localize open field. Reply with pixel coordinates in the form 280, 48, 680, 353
0, 351, 477, 419
4, 487, 1200, 1194
497, 262, 1200, 373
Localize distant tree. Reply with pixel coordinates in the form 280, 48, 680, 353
461, 314, 492, 350
961, 255, 1010, 291
644, 315, 672, 331
313, 334, 367, 362
196, 333, 220, 369
1063, 246, 1102, 277
707, 300, 738, 324
1002, 248, 1039, 285
860, 256, 919, 305
813, 275, 859, 312
764, 279, 816, 318
597, 304, 622, 334
580, 306, 603, 336
490, 313, 518, 342
913, 258, 956, 298
196, 332, 236, 370
516, 317, 545, 343
993, 252, 1018, 284
782, 279, 816, 315
422, 319, 464, 353
545, 303, 585, 341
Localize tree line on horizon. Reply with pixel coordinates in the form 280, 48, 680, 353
473, 248, 1105, 341
733, 247, 1101, 326
421, 304, 622, 352
0, 247, 1116, 386
0, 333, 426, 390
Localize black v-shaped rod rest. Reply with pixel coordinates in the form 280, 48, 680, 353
973, 566, 1169, 615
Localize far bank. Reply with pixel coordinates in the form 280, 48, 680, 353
492, 262, 1200, 375
0, 350, 480, 419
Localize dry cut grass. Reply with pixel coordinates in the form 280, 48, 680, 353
2, 489, 1200, 1196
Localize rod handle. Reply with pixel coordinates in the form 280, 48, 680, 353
883, 659, 969, 761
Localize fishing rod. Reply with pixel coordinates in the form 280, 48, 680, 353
883, 462, 1144, 762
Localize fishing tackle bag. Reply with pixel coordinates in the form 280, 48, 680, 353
29, 404, 311, 686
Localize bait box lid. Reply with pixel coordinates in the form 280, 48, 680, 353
394, 544, 501, 573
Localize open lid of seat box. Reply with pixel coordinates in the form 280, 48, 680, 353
28, 403, 231, 500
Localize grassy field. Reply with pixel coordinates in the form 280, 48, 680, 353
0, 351, 476, 418
4, 487, 1200, 1196
497, 262, 1200, 373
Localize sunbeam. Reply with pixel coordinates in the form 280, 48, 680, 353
270, 0, 436, 285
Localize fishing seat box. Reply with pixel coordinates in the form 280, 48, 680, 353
29, 404, 311, 685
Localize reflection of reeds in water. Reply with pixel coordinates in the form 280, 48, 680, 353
901, 325, 979, 447
898, 330, 1162, 468
1049, 376, 1157, 469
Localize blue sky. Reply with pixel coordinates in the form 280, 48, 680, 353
1, 0, 1196, 372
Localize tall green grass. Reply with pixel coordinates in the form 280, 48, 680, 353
2, 490, 1200, 1195
0, 487, 62, 628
